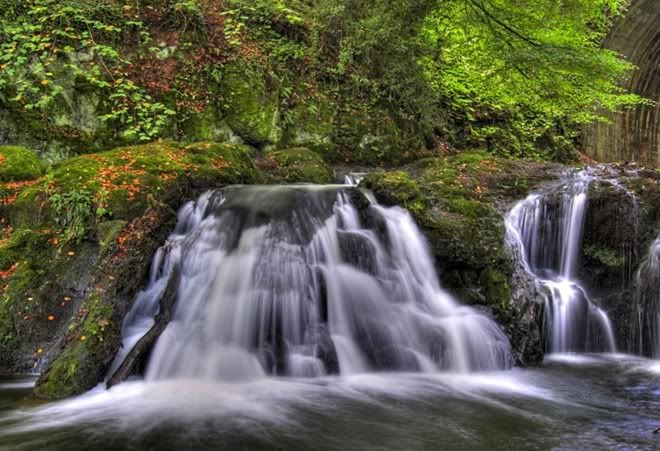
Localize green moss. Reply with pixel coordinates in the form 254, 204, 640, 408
0, 146, 46, 182
34, 291, 116, 399
362, 171, 427, 215
0, 229, 51, 270
222, 64, 281, 146
442, 197, 489, 219
282, 96, 335, 156
97, 220, 127, 257
180, 107, 243, 144
479, 269, 512, 312
0, 230, 54, 347
262, 147, 334, 183
330, 106, 424, 167
7, 141, 261, 234
584, 244, 624, 268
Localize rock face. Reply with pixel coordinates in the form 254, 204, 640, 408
583, 0, 660, 166
580, 167, 660, 355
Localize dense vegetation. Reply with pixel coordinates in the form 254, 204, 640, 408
0, 0, 646, 163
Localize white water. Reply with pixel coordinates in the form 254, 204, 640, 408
505, 172, 616, 353
111, 185, 511, 383
343, 173, 366, 186
3, 354, 660, 450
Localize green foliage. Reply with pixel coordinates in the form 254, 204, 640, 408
98, 79, 175, 143
49, 189, 94, 243
421, 0, 648, 159
0, 0, 649, 162
307, 0, 439, 138
0, 0, 174, 143
168, 1, 204, 31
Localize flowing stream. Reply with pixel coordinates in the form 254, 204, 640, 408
0, 180, 658, 450
506, 171, 617, 353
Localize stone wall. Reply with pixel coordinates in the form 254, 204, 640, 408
583, 0, 660, 165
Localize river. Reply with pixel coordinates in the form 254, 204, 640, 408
0, 354, 658, 450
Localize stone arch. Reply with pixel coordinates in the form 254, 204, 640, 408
583, 0, 660, 165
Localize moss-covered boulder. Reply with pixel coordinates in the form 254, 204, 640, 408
329, 105, 428, 167
181, 107, 244, 145
259, 148, 334, 184
222, 64, 282, 147
281, 95, 336, 157
10, 141, 260, 230
0, 230, 99, 375
0, 146, 46, 182
35, 204, 178, 399
362, 171, 427, 215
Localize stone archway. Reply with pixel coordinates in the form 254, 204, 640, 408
583, 0, 660, 166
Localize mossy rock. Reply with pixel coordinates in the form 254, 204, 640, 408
34, 291, 117, 399
281, 95, 335, 156
0, 230, 55, 351
9, 141, 261, 230
35, 204, 178, 399
181, 107, 243, 144
0, 146, 46, 182
362, 171, 427, 215
329, 105, 426, 167
222, 64, 281, 146
260, 148, 334, 184
0, 230, 99, 374
479, 269, 512, 313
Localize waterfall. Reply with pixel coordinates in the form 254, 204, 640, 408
505, 171, 616, 354
632, 239, 660, 358
343, 173, 366, 186
110, 185, 512, 383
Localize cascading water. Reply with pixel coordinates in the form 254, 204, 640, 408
343, 173, 366, 186
632, 239, 660, 358
110, 185, 512, 383
505, 171, 616, 354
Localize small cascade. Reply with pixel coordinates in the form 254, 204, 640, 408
343, 173, 367, 186
506, 171, 616, 353
632, 239, 660, 358
107, 192, 215, 378
111, 185, 512, 384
